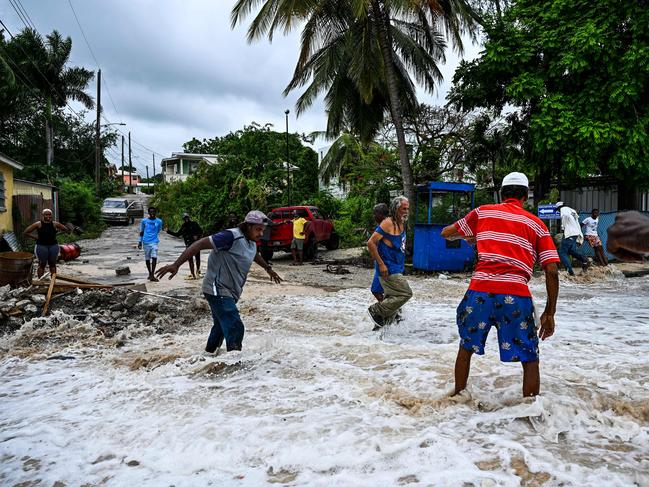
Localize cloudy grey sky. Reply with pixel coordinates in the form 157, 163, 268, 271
1, 0, 481, 175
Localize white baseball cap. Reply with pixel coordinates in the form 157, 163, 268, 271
501, 172, 529, 188
555, 201, 564, 208
244, 210, 270, 225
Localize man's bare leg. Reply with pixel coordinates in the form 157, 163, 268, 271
522, 361, 540, 397
453, 346, 473, 395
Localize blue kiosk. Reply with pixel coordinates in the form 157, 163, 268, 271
413, 181, 476, 272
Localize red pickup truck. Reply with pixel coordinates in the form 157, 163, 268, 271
259, 205, 339, 261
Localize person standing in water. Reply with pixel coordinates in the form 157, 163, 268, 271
442, 172, 559, 397
156, 210, 282, 354
581, 209, 608, 266
366, 196, 412, 330
23, 209, 70, 278
370, 203, 389, 302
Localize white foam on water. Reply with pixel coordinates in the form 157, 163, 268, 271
1, 274, 648, 486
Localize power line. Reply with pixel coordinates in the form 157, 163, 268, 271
14, 0, 37, 30
2, 18, 165, 163
7, 0, 35, 31
0, 19, 87, 122
67, 0, 120, 115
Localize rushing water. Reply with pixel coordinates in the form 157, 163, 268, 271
1, 271, 648, 486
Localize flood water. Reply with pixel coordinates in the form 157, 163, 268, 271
1, 269, 648, 486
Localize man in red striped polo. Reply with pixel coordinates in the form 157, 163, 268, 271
441, 172, 560, 397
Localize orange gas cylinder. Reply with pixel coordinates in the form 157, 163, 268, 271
58, 243, 81, 261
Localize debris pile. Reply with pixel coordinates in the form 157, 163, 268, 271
0, 284, 44, 328
1, 283, 208, 351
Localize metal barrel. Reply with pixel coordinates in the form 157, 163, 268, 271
0, 252, 34, 286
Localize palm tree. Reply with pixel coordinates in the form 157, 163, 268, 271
9, 28, 94, 165
231, 0, 478, 201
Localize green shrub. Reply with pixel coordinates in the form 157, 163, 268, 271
301, 190, 343, 219
57, 179, 106, 237
332, 195, 375, 248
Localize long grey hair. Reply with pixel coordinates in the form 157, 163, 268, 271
389, 196, 409, 225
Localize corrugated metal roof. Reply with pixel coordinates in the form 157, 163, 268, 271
0, 151, 24, 170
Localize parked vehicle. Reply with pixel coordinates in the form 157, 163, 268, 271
259, 205, 339, 261
101, 197, 144, 225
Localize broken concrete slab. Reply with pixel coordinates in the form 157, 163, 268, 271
115, 266, 131, 276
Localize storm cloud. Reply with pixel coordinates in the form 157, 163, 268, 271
1, 0, 479, 175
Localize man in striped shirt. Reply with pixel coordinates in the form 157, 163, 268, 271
441, 172, 559, 397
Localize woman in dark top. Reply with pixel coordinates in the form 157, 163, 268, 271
23, 209, 70, 278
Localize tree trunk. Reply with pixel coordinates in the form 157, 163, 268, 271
45, 119, 54, 166
373, 0, 415, 203
45, 99, 54, 166
534, 160, 552, 204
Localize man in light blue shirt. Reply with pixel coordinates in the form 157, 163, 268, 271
138, 206, 163, 281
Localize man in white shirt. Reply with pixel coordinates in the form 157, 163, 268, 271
582, 208, 608, 266
556, 201, 589, 276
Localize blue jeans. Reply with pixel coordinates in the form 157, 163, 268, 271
559, 236, 586, 274
204, 294, 244, 352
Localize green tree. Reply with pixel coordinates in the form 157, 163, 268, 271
231, 0, 478, 202
1, 28, 94, 166
449, 0, 649, 205
155, 123, 319, 233
0, 28, 112, 185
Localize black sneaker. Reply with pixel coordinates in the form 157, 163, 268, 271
367, 308, 385, 331
581, 261, 590, 271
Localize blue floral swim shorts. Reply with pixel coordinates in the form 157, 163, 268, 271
456, 290, 539, 362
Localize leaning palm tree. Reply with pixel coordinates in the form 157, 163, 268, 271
10, 29, 94, 165
231, 0, 478, 201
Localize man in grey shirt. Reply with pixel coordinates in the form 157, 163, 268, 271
156, 210, 282, 353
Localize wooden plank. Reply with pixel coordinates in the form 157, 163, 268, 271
32, 280, 114, 289
42, 273, 57, 316
56, 274, 100, 285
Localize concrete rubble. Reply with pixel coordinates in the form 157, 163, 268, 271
0, 283, 206, 341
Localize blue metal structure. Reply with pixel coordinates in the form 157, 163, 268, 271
413, 181, 476, 271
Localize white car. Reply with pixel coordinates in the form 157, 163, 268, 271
101, 198, 144, 225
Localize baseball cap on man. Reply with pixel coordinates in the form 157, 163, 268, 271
501, 172, 529, 188
555, 201, 565, 208
244, 210, 269, 225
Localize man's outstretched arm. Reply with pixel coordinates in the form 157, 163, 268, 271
253, 253, 282, 284
156, 237, 214, 279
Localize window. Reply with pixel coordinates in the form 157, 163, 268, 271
310, 208, 322, 219
0, 171, 5, 210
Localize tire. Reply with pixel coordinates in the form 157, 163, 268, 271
260, 246, 274, 262
325, 232, 340, 250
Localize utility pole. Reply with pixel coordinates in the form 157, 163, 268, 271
94, 69, 101, 194
121, 135, 124, 192
285, 109, 291, 206
152, 154, 156, 194
146, 165, 149, 180
128, 131, 133, 194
